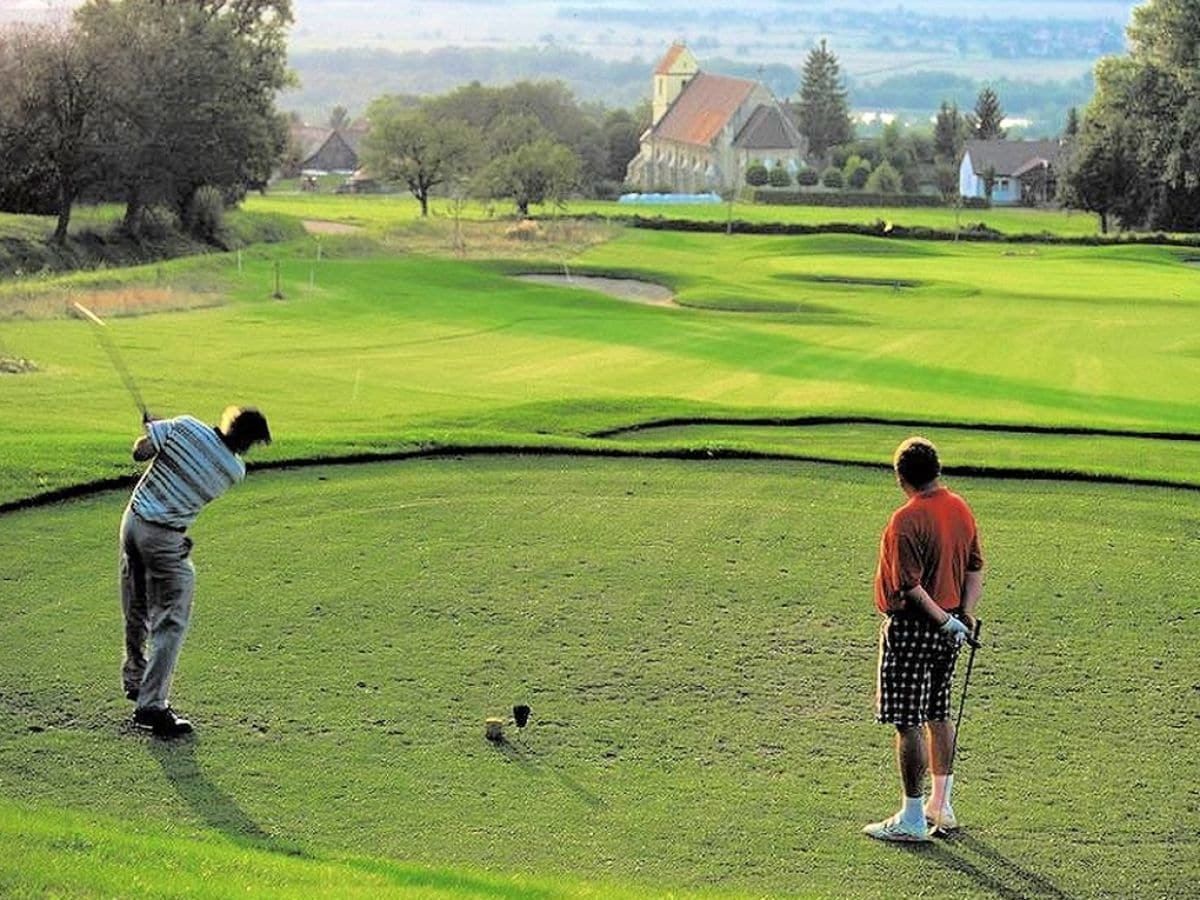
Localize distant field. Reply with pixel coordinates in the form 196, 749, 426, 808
245, 192, 1110, 238
1, 457, 1195, 898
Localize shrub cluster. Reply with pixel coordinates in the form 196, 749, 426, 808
619, 215, 1193, 247
754, 191, 990, 209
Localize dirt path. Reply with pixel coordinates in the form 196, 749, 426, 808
516, 274, 676, 307
302, 220, 364, 235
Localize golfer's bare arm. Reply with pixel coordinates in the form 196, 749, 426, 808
960, 569, 983, 625
900, 585, 952, 625
899, 571, 982, 628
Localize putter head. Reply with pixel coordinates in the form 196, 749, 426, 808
513, 704, 530, 728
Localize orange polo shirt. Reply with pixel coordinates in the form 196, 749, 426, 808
874, 486, 983, 614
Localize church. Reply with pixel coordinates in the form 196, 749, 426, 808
625, 44, 806, 193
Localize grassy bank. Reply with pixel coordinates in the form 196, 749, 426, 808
0, 206, 305, 280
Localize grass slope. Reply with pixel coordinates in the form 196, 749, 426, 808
0, 800, 682, 899
2, 229, 1199, 504
0, 458, 1196, 898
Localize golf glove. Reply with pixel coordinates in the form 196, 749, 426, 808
939, 615, 970, 647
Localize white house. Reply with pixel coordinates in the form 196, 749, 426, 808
959, 139, 1063, 205
625, 44, 806, 193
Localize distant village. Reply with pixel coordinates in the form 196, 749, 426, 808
290, 42, 1065, 209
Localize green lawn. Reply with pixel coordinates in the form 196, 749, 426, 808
0, 457, 1196, 898
3, 213, 1198, 897
2, 229, 1198, 505
243, 193, 1112, 239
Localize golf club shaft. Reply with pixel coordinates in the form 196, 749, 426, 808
73, 302, 148, 418
950, 617, 982, 769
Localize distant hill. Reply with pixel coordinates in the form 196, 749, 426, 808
283, 46, 1095, 135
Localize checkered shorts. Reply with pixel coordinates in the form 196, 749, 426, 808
875, 613, 961, 727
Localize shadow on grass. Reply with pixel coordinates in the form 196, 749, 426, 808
148, 737, 557, 898
146, 736, 306, 857
496, 736, 605, 810
893, 831, 1077, 900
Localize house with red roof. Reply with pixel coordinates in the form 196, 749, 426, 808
625, 44, 806, 193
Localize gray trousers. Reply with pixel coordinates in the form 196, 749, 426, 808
119, 507, 195, 710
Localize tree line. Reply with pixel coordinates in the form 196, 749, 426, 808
0, 0, 291, 243
1059, 0, 1200, 232
361, 82, 646, 216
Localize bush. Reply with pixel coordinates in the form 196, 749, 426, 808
821, 167, 844, 189
745, 162, 769, 187
183, 186, 226, 245
140, 205, 178, 241
844, 156, 872, 190
865, 161, 902, 194
768, 164, 792, 188
754, 190, 991, 209
796, 169, 820, 187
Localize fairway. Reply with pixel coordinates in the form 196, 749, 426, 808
244, 194, 1111, 240
1, 456, 1196, 898
3, 229, 1200, 506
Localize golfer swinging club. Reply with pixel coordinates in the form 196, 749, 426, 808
120, 406, 271, 738
864, 437, 983, 842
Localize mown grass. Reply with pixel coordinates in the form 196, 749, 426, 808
606, 422, 1200, 488
1, 458, 1196, 898
0, 800, 681, 899
244, 193, 1111, 239
2, 228, 1198, 505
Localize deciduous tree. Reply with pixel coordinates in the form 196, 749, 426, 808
363, 99, 480, 216
0, 25, 103, 242
477, 137, 580, 216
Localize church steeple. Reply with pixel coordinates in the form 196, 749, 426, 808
652, 42, 700, 126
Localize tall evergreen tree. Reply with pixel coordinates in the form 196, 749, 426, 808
796, 39, 853, 164
933, 100, 965, 162
1064, 106, 1080, 138
970, 86, 1006, 139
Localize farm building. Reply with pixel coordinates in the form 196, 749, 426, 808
959, 139, 1064, 205
625, 44, 806, 193
288, 124, 368, 176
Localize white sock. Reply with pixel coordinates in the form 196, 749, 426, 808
901, 795, 925, 827
929, 774, 954, 810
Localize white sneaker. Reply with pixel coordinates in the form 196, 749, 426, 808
863, 813, 931, 843
925, 802, 959, 832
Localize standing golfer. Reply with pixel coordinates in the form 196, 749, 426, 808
120, 406, 271, 737
863, 437, 983, 842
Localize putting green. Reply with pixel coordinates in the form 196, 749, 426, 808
1, 456, 1195, 898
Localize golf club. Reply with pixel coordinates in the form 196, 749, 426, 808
72, 301, 148, 419
951, 617, 983, 769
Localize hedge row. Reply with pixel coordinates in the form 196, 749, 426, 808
614, 215, 1197, 246
753, 190, 990, 210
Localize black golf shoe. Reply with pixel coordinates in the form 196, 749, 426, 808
133, 706, 194, 738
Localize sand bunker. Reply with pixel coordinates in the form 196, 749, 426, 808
516, 274, 676, 307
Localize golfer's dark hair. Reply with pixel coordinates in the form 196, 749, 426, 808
222, 406, 271, 452
893, 436, 940, 488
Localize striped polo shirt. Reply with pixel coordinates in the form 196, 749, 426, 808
130, 416, 245, 530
